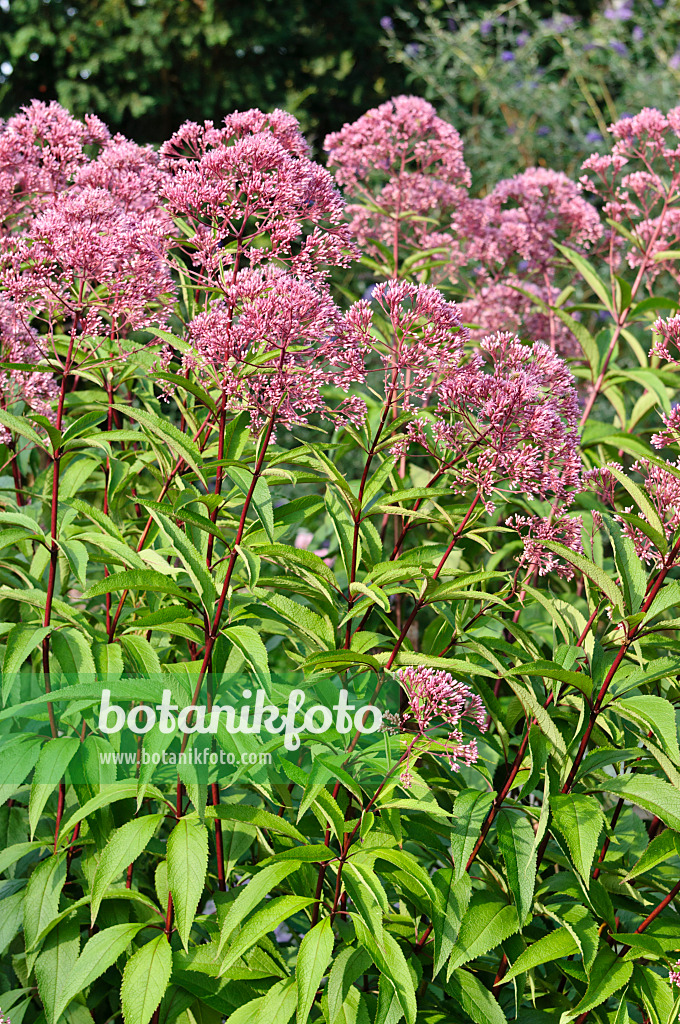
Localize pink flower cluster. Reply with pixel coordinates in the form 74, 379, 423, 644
186, 267, 365, 432
0, 100, 175, 385
651, 314, 680, 364
345, 280, 468, 408
506, 512, 584, 580
325, 96, 470, 268
394, 666, 486, 786
0, 296, 57, 439
670, 959, 680, 986
162, 108, 355, 284
406, 333, 582, 508
0, 99, 109, 229
580, 107, 680, 282
585, 458, 680, 566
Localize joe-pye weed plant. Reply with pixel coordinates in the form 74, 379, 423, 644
0, 94, 679, 1024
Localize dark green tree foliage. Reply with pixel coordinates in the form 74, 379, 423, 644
0, 0, 415, 144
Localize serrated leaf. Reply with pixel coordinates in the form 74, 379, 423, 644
167, 816, 209, 951
563, 946, 632, 1020
593, 775, 680, 831
112, 403, 207, 486
354, 917, 416, 1024
296, 918, 334, 1024
35, 916, 80, 1024
450, 790, 495, 881
445, 969, 508, 1024
91, 815, 165, 924
503, 928, 579, 983
29, 736, 80, 838
550, 794, 604, 886
216, 861, 301, 958
448, 893, 519, 972
496, 810, 537, 924
120, 933, 173, 1024
3, 624, 51, 702
53, 923, 147, 1021
219, 896, 315, 975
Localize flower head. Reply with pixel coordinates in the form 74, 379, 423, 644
0, 100, 109, 229
507, 512, 584, 579
429, 334, 581, 504
162, 109, 354, 286
185, 267, 366, 433
395, 667, 486, 785
325, 96, 470, 272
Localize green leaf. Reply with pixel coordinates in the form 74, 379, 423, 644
83, 569, 188, 601
431, 870, 471, 979
24, 852, 68, 957
503, 928, 579, 983
593, 775, 680, 831
354, 917, 417, 1024
296, 918, 334, 1024
537, 541, 624, 611
52, 923, 147, 1022
35, 916, 80, 1024
550, 794, 604, 885
206, 804, 306, 843
167, 816, 209, 951
223, 625, 271, 692
554, 244, 614, 312
615, 696, 680, 766
120, 933, 173, 1024
29, 736, 81, 838
112, 403, 207, 486
622, 829, 680, 882
564, 946, 633, 1020
327, 947, 372, 1024
144, 507, 216, 609
445, 969, 508, 1024
0, 408, 46, 449
600, 512, 647, 614
496, 810, 537, 924
227, 466, 275, 543
51, 629, 97, 679
219, 896, 315, 976
3, 624, 51, 702
216, 861, 302, 958
448, 893, 520, 972
90, 815, 165, 924
450, 790, 495, 881
0, 734, 43, 807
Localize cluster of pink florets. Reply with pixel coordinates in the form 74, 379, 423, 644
585, 458, 680, 567
398, 333, 582, 508
506, 513, 584, 581
393, 667, 486, 786
580, 107, 680, 281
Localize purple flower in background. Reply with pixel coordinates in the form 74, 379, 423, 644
274, 923, 293, 943
671, 48, 680, 69
610, 40, 628, 56
405, 42, 422, 57
632, 25, 644, 42
586, 130, 603, 143
517, 259, 529, 272
516, 30, 530, 46
480, 19, 493, 37
604, 3, 632, 20
501, 50, 515, 62
380, 15, 393, 30
652, 0, 664, 5
446, 18, 458, 31
536, 125, 551, 136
